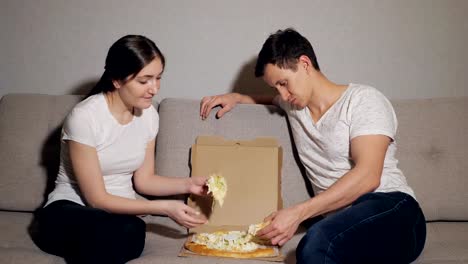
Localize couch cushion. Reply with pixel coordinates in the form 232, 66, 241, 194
0, 94, 80, 211
0, 94, 81, 212
413, 222, 468, 263
0, 210, 306, 264
0, 248, 64, 264
3, 211, 467, 264
393, 97, 468, 221
155, 98, 312, 209
0, 211, 65, 264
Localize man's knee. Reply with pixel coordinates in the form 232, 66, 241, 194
296, 223, 337, 264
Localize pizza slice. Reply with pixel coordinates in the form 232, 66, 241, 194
248, 221, 270, 236
184, 230, 278, 259
248, 221, 272, 245
206, 173, 227, 207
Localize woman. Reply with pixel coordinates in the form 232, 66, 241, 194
34, 35, 207, 264
200, 28, 426, 263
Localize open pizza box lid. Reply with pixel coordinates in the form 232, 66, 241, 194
178, 136, 284, 261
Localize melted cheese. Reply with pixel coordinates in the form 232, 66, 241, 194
207, 174, 227, 207
193, 231, 260, 252
248, 221, 269, 236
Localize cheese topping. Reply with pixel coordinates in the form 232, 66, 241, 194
248, 221, 269, 236
192, 231, 260, 252
207, 174, 227, 207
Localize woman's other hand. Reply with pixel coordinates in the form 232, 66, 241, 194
162, 200, 207, 228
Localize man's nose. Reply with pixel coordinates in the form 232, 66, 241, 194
278, 87, 289, 101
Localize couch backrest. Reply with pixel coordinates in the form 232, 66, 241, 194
156, 97, 468, 222
0, 94, 467, 222
393, 97, 468, 221
0, 94, 81, 211
155, 98, 312, 209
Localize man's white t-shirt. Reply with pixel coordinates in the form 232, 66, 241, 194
45, 93, 159, 207
275, 83, 415, 199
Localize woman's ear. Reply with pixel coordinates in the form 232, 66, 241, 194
112, 80, 121, 89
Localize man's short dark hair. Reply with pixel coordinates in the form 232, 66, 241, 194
255, 28, 320, 77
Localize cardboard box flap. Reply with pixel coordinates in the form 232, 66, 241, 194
189, 136, 282, 233
195, 136, 279, 147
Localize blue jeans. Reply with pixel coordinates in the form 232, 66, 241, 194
296, 192, 426, 264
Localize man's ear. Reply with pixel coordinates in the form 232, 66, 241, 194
112, 80, 121, 89
298, 55, 313, 71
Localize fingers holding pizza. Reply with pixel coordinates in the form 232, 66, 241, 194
188, 176, 209, 196
256, 206, 303, 246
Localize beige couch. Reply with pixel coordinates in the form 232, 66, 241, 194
0, 94, 467, 264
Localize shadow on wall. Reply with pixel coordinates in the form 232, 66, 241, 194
69, 78, 100, 96
230, 56, 315, 203
230, 56, 277, 97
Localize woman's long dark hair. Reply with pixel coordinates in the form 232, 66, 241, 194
86, 35, 165, 98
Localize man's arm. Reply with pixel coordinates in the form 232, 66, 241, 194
200, 93, 276, 120
257, 135, 390, 246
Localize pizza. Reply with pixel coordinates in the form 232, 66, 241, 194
184, 224, 278, 259
206, 174, 227, 207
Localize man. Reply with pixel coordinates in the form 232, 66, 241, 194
200, 28, 426, 263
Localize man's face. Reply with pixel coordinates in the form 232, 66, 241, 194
262, 61, 310, 109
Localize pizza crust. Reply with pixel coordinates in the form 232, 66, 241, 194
184, 240, 277, 259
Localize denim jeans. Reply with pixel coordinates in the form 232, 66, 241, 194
296, 192, 426, 264
32, 200, 146, 264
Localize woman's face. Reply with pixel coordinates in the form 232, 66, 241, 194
115, 58, 164, 110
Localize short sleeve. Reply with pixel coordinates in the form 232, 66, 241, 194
349, 88, 397, 141
62, 108, 96, 147
146, 105, 159, 142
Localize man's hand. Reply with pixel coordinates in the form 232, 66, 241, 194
200, 93, 240, 120
256, 205, 304, 246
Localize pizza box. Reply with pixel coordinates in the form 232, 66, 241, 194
178, 136, 284, 261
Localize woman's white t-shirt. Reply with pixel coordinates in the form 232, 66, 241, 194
45, 93, 159, 207
274, 83, 415, 198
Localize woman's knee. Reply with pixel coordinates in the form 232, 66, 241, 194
115, 216, 146, 247
101, 215, 146, 261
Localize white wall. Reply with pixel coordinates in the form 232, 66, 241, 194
1, 0, 467, 101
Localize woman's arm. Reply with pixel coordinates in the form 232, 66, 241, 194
68, 140, 206, 227
132, 139, 207, 196
68, 140, 162, 214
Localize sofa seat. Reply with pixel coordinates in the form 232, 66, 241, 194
2, 210, 468, 263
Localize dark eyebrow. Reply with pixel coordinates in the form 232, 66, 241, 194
275, 79, 286, 86
138, 72, 163, 79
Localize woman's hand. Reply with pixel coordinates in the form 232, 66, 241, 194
187, 177, 209, 196
162, 200, 207, 228
200, 93, 240, 120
